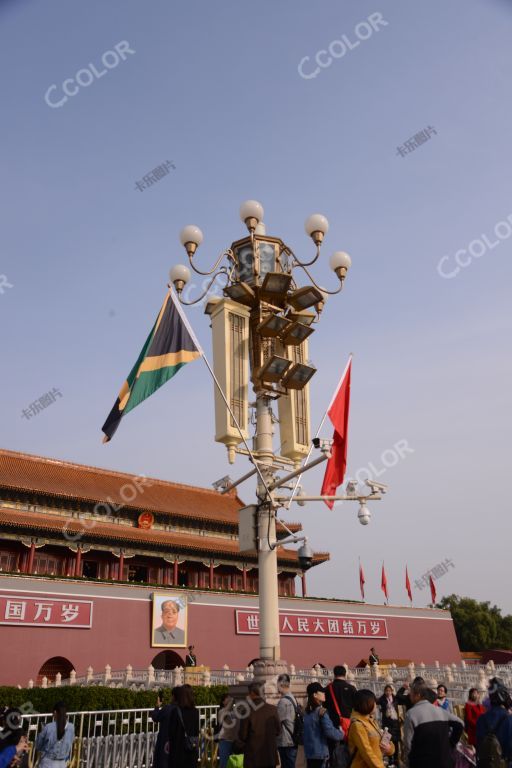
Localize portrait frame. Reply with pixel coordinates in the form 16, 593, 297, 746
151, 592, 188, 648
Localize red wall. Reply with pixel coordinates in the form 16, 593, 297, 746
0, 577, 460, 686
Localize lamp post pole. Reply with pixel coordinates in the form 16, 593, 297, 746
254, 394, 280, 662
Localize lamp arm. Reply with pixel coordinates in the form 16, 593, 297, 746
283, 244, 321, 268
175, 269, 229, 306
188, 248, 235, 276
293, 261, 343, 295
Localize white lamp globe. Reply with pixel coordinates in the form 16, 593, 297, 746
255, 222, 267, 235
305, 213, 329, 238
240, 200, 264, 226
358, 504, 371, 526
179, 225, 203, 248
329, 251, 352, 272
169, 264, 191, 286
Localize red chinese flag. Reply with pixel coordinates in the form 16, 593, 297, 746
429, 575, 437, 605
359, 561, 365, 600
321, 357, 352, 509
381, 563, 389, 602
405, 565, 412, 603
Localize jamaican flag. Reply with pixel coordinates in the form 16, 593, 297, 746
102, 290, 202, 441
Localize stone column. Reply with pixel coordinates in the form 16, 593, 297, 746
27, 542, 36, 574
75, 547, 82, 577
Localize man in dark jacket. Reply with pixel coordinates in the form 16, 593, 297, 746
403, 683, 463, 768
238, 682, 281, 768
325, 665, 356, 727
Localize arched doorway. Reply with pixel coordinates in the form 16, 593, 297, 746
151, 651, 185, 670
37, 656, 74, 684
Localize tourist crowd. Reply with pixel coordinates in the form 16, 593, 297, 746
202, 667, 512, 768
2, 668, 512, 768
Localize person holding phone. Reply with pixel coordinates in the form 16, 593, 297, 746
151, 687, 178, 768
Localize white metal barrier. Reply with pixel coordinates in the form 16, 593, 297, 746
22, 706, 219, 768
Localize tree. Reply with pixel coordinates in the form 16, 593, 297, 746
437, 595, 512, 652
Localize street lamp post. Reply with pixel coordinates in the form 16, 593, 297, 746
170, 200, 380, 673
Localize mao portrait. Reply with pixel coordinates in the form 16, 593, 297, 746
152, 593, 188, 647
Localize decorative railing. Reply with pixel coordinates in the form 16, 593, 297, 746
28, 659, 512, 706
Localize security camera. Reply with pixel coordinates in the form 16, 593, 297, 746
365, 479, 388, 494
358, 503, 371, 526
312, 438, 333, 456
298, 541, 314, 570
212, 475, 232, 492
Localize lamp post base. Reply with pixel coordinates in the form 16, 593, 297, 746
252, 658, 289, 682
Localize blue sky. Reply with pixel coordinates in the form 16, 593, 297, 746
1, 0, 511, 611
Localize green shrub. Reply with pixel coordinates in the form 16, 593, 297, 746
0, 685, 226, 714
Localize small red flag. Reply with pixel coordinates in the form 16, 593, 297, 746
321, 357, 352, 509
381, 562, 388, 602
429, 575, 437, 605
405, 565, 412, 603
359, 561, 365, 600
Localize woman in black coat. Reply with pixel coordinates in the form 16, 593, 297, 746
168, 685, 200, 768
151, 688, 178, 768
377, 684, 400, 767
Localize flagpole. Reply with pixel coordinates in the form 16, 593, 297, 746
170, 289, 274, 504
285, 353, 353, 510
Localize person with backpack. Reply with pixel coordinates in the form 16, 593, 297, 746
303, 682, 344, 767
476, 677, 512, 768
277, 674, 301, 768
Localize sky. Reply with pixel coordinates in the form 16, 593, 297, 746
1, 0, 511, 612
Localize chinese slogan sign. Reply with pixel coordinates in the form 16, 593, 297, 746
0, 595, 93, 628
236, 610, 388, 638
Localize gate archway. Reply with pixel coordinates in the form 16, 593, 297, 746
37, 656, 74, 684
151, 650, 185, 670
